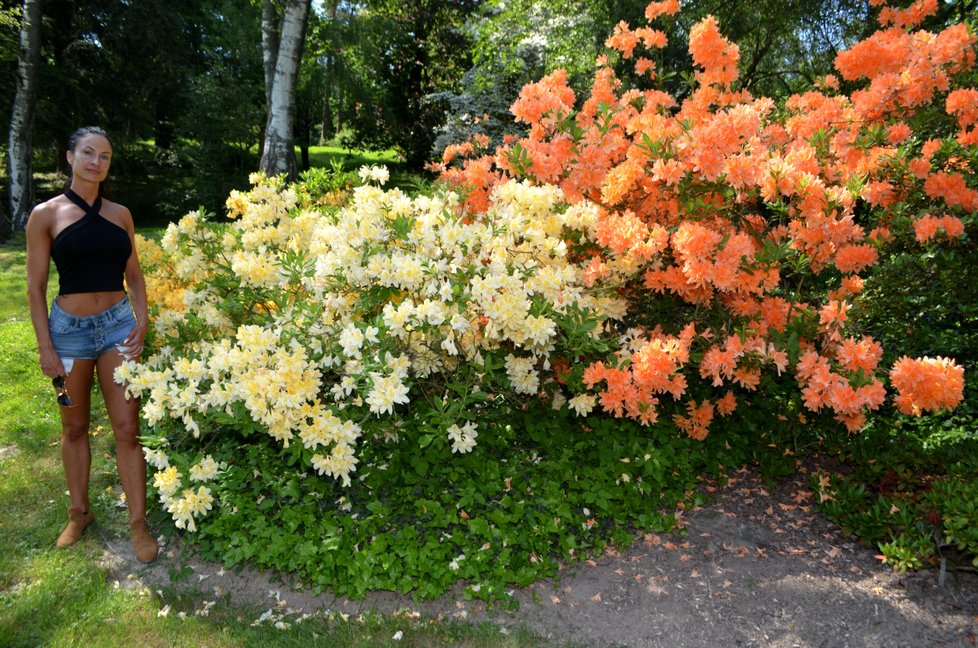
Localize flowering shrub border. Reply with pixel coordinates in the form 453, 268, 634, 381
119, 0, 975, 594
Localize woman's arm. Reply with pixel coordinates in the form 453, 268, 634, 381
120, 207, 148, 361
25, 205, 64, 378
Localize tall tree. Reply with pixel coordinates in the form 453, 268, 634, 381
7, 0, 42, 233
259, 0, 311, 178
337, 0, 477, 170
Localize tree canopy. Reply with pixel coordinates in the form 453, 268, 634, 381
4, 0, 963, 230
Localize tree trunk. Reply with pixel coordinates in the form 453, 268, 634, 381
8, 0, 43, 233
320, 0, 339, 143
321, 58, 333, 143
261, 0, 280, 114
260, 0, 311, 179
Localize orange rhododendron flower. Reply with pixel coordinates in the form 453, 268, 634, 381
635, 57, 656, 78
923, 172, 978, 211
819, 299, 852, 330
645, 0, 680, 21
688, 16, 740, 87
715, 390, 737, 415
886, 121, 913, 143
606, 21, 640, 59
878, 0, 938, 29
946, 88, 978, 127
889, 356, 965, 416
834, 243, 879, 274
837, 336, 883, 374
674, 399, 714, 440
912, 213, 966, 243
510, 69, 576, 125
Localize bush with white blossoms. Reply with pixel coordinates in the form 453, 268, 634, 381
120, 169, 626, 533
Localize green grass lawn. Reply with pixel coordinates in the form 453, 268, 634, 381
0, 241, 553, 648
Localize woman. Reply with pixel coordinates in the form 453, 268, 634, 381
26, 126, 158, 563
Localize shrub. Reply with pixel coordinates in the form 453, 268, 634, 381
124, 0, 976, 594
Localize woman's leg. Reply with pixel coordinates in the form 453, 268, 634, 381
95, 350, 145, 522
60, 360, 96, 512
96, 349, 158, 562
56, 360, 96, 547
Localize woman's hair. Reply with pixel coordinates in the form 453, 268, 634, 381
67, 125, 111, 153
63, 126, 113, 197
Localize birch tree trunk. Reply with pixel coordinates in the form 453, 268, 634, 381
259, 0, 311, 179
8, 0, 43, 233
261, 0, 280, 114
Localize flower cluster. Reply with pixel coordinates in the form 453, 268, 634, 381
143, 451, 218, 532
889, 356, 965, 416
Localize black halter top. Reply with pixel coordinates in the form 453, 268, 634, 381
50, 188, 132, 295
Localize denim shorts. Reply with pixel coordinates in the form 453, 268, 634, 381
49, 295, 136, 366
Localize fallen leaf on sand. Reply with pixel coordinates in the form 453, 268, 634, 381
793, 490, 813, 503
591, 593, 602, 603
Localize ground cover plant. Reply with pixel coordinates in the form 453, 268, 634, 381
118, 0, 976, 603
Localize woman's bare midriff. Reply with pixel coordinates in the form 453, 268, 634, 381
56, 291, 127, 317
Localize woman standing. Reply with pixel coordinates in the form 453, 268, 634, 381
25, 126, 158, 563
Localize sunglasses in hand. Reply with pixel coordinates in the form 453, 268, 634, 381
52, 375, 72, 407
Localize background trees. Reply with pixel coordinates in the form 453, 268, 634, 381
330, 0, 477, 169
2, 0, 945, 234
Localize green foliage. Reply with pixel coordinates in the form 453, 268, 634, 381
929, 473, 978, 567
815, 460, 978, 572
295, 161, 358, 203
168, 399, 736, 606
331, 1, 478, 169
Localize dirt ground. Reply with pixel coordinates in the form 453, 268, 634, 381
100, 465, 978, 647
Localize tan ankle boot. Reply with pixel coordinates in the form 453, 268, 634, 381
130, 519, 159, 563
56, 507, 94, 547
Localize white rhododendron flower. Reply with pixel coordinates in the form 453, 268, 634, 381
357, 164, 389, 185
189, 455, 220, 482
447, 422, 478, 454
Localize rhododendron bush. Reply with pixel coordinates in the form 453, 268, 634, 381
124, 170, 634, 532
438, 0, 971, 433
122, 0, 972, 554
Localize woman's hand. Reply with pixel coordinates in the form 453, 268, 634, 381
39, 346, 66, 379
120, 322, 147, 361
